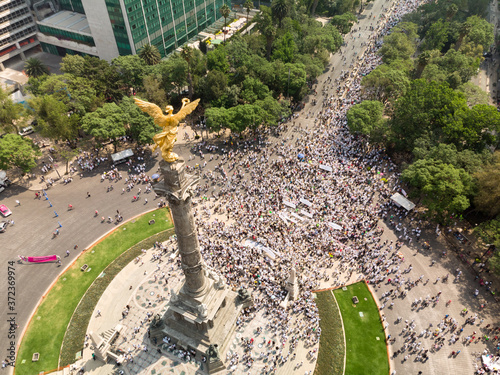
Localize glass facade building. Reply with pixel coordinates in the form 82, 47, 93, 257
37, 0, 229, 60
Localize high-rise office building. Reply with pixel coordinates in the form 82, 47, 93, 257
35, 0, 228, 61
0, 0, 39, 70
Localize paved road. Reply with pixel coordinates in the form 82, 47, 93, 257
0, 156, 162, 371
0, 0, 395, 370
3, 0, 498, 374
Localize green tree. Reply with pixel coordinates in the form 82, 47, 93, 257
203, 70, 228, 105
205, 107, 230, 133
142, 74, 167, 108
240, 77, 270, 103
254, 6, 277, 60
0, 134, 40, 173
220, 3, 231, 42
421, 63, 448, 83
24, 58, 49, 78
330, 12, 357, 35
180, 46, 195, 98
225, 34, 249, 66
120, 96, 159, 145
81, 103, 127, 151
244, 0, 253, 22
29, 95, 80, 141
57, 146, 78, 174
61, 55, 124, 102
0, 85, 24, 132
37, 74, 100, 114
271, 0, 289, 28
402, 158, 474, 220
421, 19, 450, 52
139, 43, 162, 65
390, 79, 468, 151
462, 15, 494, 52
255, 96, 290, 125
443, 103, 500, 151
206, 46, 229, 73
272, 32, 297, 63
474, 152, 500, 218
457, 82, 490, 107
60, 55, 86, 76
361, 63, 410, 102
111, 55, 147, 90
227, 104, 265, 132
438, 49, 480, 88
379, 23, 418, 64
413, 142, 491, 174
347, 100, 387, 143
278, 63, 307, 99
154, 55, 188, 97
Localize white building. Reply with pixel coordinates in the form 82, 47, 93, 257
0, 0, 39, 70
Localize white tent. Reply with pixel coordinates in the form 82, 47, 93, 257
390, 192, 415, 211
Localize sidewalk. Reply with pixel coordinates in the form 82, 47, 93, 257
57, 233, 327, 375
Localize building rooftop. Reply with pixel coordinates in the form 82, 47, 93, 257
38, 11, 91, 36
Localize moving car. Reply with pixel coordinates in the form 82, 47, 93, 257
0, 221, 8, 233
0, 204, 12, 217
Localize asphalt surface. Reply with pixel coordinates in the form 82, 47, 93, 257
2, 0, 497, 373
0, 156, 162, 370
0, 0, 392, 369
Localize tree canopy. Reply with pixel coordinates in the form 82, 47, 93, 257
0, 86, 24, 132
0, 134, 40, 173
346, 100, 387, 143
474, 152, 500, 218
402, 158, 474, 220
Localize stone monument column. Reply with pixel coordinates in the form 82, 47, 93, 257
160, 159, 207, 296
136, 97, 244, 372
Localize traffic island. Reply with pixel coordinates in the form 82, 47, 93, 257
15, 209, 173, 375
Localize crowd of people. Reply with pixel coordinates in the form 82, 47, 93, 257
28, 0, 499, 373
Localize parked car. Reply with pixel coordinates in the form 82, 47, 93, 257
0, 221, 8, 233
0, 170, 10, 193
0, 204, 12, 217
18, 125, 34, 136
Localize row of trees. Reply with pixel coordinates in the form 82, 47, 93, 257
0, 0, 347, 172
346, 2, 500, 270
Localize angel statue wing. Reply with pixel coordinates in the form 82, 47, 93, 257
133, 98, 166, 127
172, 98, 200, 124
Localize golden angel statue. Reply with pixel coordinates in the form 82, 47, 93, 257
134, 97, 200, 162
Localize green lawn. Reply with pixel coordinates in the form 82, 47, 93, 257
333, 282, 389, 375
315, 290, 345, 375
15, 209, 173, 375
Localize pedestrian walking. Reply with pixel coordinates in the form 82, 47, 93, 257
87, 192, 91, 198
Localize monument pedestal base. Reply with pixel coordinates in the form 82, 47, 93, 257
151, 274, 243, 373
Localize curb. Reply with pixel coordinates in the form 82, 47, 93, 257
365, 280, 393, 375
330, 289, 347, 375
13, 207, 161, 375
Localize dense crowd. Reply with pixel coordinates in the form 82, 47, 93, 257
25, 0, 500, 373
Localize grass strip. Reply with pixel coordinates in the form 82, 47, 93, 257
15, 209, 173, 375
59, 227, 175, 367
333, 282, 389, 375
314, 290, 345, 375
